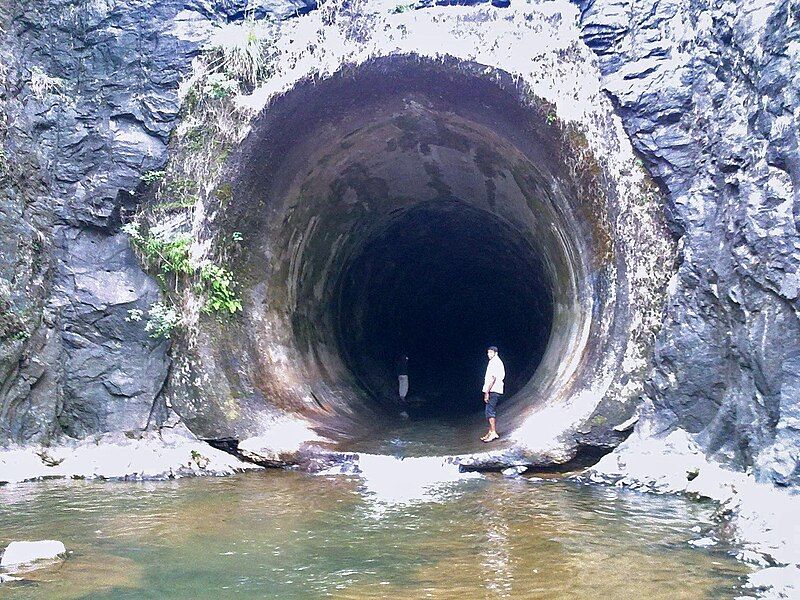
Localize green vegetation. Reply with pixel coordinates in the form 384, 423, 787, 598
119, 17, 269, 338
199, 264, 242, 315
392, 3, 416, 13
122, 223, 192, 286
9, 329, 30, 342
122, 222, 243, 338
190, 449, 210, 469
141, 170, 167, 185
0, 300, 30, 344
204, 73, 238, 100
184, 126, 208, 152
140, 171, 200, 212
144, 302, 182, 339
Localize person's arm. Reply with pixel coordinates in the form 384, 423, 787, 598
483, 361, 497, 400
484, 375, 496, 402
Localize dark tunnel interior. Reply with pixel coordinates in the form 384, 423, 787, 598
332, 201, 554, 419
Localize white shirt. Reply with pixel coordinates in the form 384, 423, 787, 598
483, 355, 505, 394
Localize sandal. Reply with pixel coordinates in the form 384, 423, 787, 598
482, 432, 500, 443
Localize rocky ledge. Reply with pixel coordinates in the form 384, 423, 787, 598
0, 425, 259, 485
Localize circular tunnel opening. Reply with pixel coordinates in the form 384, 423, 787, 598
186, 54, 671, 459
334, 200, 553, 420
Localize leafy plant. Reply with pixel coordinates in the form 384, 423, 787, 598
200, 264, 242, 315
141, 170, 167, 185
144, 302, 181, 339
122, 222, 243, 337
123, 223, 193, 281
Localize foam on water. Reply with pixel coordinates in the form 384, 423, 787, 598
319, 453, 482, 511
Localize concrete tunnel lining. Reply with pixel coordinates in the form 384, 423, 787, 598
175, 55, 670, 460
270, 99, 591, 438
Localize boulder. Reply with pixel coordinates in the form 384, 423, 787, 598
1, 540, 66, 568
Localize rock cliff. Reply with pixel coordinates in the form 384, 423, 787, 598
0, 0, 797, 486
575, 0, 800, 485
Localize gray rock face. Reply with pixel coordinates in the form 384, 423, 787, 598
0, 1, 318, 444
0, 1, 188, 443
1, 0, 797, 490
574, 0, 800, 484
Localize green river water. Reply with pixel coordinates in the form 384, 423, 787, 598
0, 441, 753, 600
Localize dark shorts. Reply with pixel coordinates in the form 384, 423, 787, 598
486, 392, 502, 419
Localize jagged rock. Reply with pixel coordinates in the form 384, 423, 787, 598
574, 0, 800, 486
0, 0, 796, 492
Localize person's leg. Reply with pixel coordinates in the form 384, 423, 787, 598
398, 375, 409, 418
483, 393, 500, 441
482, 394, 499, 441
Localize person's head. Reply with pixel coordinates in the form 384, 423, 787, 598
487, 345, 498, 359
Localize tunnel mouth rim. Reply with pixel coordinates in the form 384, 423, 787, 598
253, 57, 599, 448
181, 52, 668, 462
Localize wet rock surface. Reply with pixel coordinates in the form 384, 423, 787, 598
0, 540, 66, 570
574, 0, 800, 485
0, 0, 797, 492
0, 0, 315, 445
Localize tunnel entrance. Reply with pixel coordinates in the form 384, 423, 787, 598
334, 201, 553, 419
212, 55, 601, 446
174, 54, 673, 462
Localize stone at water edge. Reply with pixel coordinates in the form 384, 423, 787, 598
502, 465, 528, 478
1, 541, 66, 568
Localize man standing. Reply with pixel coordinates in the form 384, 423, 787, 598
397, 352, 409, 404
481, 346, 505, 442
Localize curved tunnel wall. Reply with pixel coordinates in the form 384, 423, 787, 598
169, 55, 672, 459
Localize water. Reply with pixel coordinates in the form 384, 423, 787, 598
0, 460, 752, 599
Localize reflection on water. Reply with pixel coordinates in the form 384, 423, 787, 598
0, 463, 751, 599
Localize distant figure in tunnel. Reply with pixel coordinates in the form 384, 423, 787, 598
397, 353, 410, 418
482, 346, 505, 442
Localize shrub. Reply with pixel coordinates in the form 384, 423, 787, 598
205, 18, 276, 88
122, 222, 243, 337
123, 222, 193, 282
199, 264, 243, 315
144, 302, 181, 339
141, 170, 167, 185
